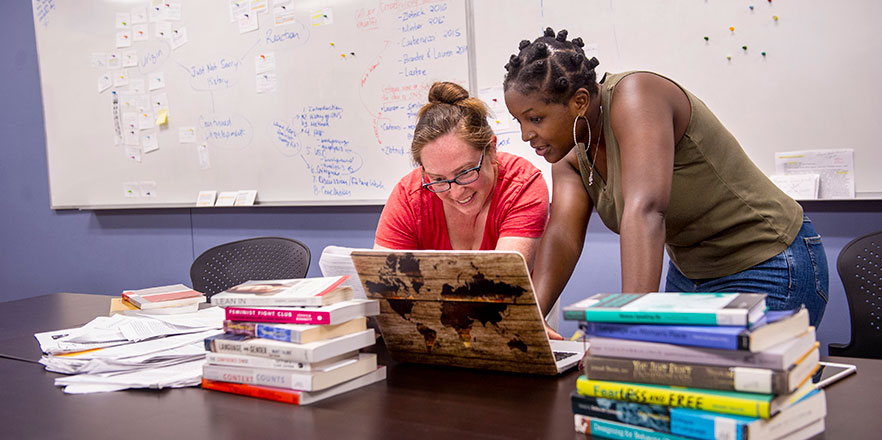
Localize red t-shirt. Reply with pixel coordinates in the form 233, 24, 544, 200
374, 152, 549, 250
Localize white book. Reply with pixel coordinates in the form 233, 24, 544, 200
204, 329, 376, 363
588, 327, 818, 370
201, 365, 387, 405
202, 353, 377, 391
205, 352, 356, 371
211, 276, 353, 307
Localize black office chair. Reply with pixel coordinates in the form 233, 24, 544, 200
190, 237, 311, 298
828, 230, 882, 359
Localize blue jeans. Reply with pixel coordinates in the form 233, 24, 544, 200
665, 216, 829, 328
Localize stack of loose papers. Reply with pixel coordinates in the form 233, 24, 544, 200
35, 307, 224, 394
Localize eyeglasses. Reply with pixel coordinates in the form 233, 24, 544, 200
421, 145, 487, 193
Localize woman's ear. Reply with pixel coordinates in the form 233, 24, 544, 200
570, 88, 591, 117
487, 135, 499, 163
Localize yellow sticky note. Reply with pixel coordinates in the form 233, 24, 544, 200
156, 109, 168, 125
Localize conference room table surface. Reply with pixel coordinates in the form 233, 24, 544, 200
1, 293, 880, 440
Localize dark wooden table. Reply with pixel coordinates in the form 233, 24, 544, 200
1, 293, 880, 439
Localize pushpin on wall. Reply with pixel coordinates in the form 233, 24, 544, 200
749, 5, 754, 11
761, 51, 767, 57
330, 42, 335, 47
704, 36, 709, 42
726, 55, 732, 61
772, 16, 779, 22
742, 45, 748, 51
729, 26, 735, 32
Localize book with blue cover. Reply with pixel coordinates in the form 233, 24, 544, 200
571, 390, 826, 440
563, 292, 766, 326
578, 308, 808, 352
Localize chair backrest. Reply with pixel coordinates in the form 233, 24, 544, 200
829, 230, 882, 359
190, 237, 311, 298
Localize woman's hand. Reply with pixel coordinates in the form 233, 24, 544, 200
545, 322, 564, 340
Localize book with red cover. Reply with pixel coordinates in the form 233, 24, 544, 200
201, 365, 386, 405
224, 298, 380, 325
121, 284, 205, 309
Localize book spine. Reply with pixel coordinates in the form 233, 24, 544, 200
580, 322, 739, 350
576, 377, 772, 419
202, 364, 312, 390
213, 296, 323, 307
201, 378, 303, 405
223, 321, 258, 337
574, 414, 693, 440
583, 356, 779, 394
579, 310, 744, 326
205, 353, 314, 371
205, 336, 311, 362
255, 324, 302, 343
587, 338, 787, 369
225, 307, 331, 325
571, 393, 747, 440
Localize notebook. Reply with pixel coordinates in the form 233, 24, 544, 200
349, 249, 587, 375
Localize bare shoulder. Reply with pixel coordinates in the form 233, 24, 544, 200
613, 72, 688, 109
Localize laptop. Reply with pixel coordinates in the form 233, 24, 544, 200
349, 249, 587, 375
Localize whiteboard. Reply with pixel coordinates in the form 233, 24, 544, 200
473, 0, 882, 199
33, 0, 470, 209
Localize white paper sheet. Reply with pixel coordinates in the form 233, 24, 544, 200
775, 149, 855, 199
318, 245, 370, 299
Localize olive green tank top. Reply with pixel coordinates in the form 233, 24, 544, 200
576, 71, 803, 279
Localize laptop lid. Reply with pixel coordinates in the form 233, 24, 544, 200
350, 250, 584, 375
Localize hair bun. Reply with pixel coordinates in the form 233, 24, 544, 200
543, 27, 555, 38
555, 29, 568, 42
572, 37, 585, 48
518, 39, 531, 51
427, 81, 469, 105
586, 56, 600, 69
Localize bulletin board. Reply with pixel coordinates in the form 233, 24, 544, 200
32, 0, 470, 209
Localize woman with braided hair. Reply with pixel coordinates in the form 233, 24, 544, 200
374, 81, 556, 325
504, 28, 828, 334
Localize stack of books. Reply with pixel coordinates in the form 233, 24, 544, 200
199, 276, 385, 405
115, 284, 206, 314
564, 292, 826, 440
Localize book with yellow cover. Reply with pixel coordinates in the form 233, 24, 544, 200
575, 376, 813, 419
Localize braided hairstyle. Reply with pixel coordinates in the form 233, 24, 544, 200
411, 82, 493, 165
503, 27, 600, 104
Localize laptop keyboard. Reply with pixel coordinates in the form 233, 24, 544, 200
553, 351, 579, 362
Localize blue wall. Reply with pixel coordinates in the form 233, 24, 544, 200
2, 2, 879, 355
